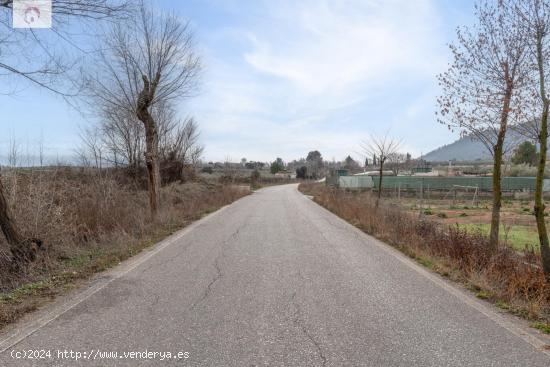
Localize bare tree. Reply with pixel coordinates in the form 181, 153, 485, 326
7, 136, 19, 169
437, 0, 530, 251
157, 107, 203, 166
163, 118, 203, 161
156, 108, 204, 183
77, 100, 203, 191
512, 0, 550, 281
99, 106, 144, 172
76, 125, 106, 170
189, 144, 204, 167
360, 134, 401, 207
386, 152, 406, 176
0, 1, 129, 263
82, 102, 204, 179
83, 2, 200, 219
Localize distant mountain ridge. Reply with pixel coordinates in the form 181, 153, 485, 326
423, 131, 527, 162
423, 136, 491, 162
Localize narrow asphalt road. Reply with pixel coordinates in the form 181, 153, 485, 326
1, 184, 549, 366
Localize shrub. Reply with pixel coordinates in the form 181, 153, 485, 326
250, 169, 261, 189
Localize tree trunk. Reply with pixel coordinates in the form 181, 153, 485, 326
378, 161, 384, 200
535, 102, 550, 282
489, 72, 512, 252
137, 74, 161, 220
143, 118, 160, 219
0, 176, 39, 262
489, 145, 503, 251
534, 31, 550, 282
376, 159, 384, 209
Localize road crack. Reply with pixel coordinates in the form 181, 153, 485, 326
190, 255, 223, 310
189, 221, 248, 310
291, 291, 327, 367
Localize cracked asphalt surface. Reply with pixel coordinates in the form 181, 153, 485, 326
1, 184, 549, 366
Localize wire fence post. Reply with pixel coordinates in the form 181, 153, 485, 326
420, 180, 424, 210
398, 182, 401, 201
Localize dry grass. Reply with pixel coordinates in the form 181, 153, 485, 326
299, 182, 550, 328
0, 167, 248, 329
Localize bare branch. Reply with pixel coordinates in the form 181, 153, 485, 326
0, 0, 131, 95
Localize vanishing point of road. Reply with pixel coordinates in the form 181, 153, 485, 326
1, 184, 549, 366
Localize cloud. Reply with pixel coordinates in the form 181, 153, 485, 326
243, 0, 443, 94
186, 0, 452, 162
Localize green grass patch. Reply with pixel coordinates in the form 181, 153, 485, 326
456, 223, 539, 250
0, 280, 53, 302
64, 248, 107, 268
532, 322, 550, 334
495, 299, 510, 310
476, 290, 490, 300
415, 255, 434, 269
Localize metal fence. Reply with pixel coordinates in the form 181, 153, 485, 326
336, 175, 550, 192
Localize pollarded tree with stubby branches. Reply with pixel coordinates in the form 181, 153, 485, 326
437, 0, 531, 251
0, 1, 129, 264
83, 2, 201, 220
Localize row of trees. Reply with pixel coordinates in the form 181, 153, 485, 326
274, 148, 410, 180
0, 1, 201, 263
255, 150, 416, 179
437, 0, 550, 279
267, 151, 326, 178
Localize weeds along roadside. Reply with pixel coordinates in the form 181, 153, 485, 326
0, 167, 249, 330
298, 182, 550, 333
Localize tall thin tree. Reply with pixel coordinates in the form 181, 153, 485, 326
437, 0, 530, 251
513, 0, 550, 281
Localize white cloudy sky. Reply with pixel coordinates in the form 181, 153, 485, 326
0, 0, 475, 164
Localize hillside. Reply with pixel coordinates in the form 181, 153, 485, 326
424, 131, 527, 162
423, 136, 491, 162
